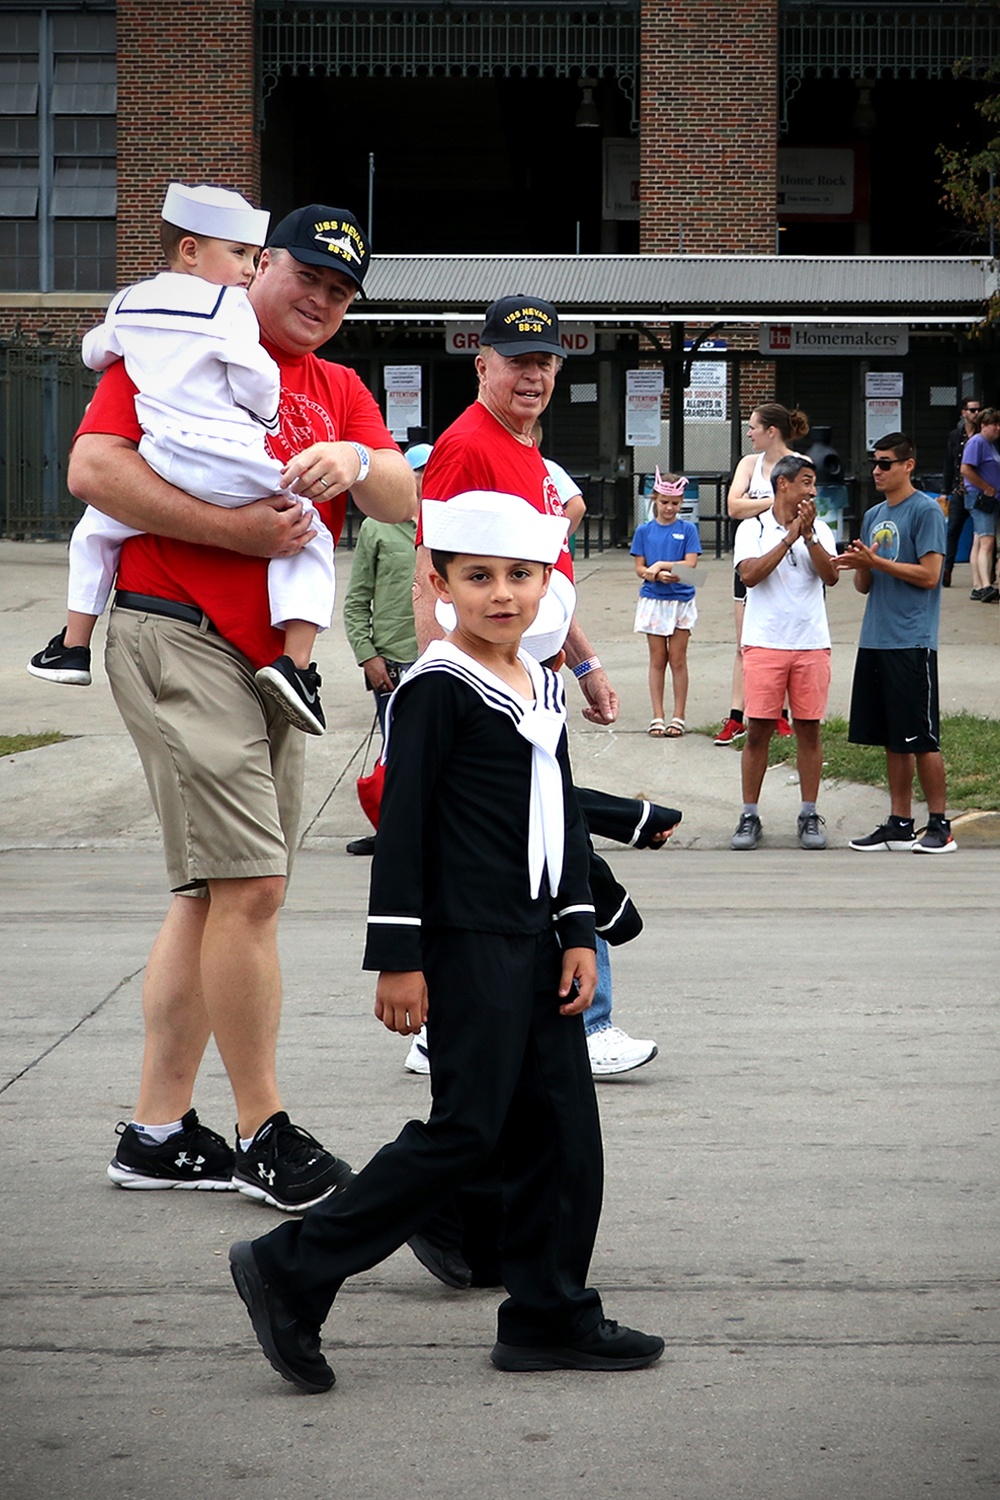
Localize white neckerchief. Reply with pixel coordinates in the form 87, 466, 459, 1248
385, 639, 566, 898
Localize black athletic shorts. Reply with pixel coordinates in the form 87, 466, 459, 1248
848, 647, 940, 754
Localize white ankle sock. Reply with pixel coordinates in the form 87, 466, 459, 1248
132, 1118, 184, 1144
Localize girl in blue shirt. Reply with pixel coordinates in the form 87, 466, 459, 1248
630, 470, 702, 736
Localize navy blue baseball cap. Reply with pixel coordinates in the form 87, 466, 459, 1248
267, 204, 370, 295
480, 295, 564, 357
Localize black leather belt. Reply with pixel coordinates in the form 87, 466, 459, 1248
113, 590, 219, 633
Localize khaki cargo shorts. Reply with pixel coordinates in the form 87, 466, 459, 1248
106, 608, 305, 893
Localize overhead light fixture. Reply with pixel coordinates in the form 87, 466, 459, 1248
576, 77, 600, 129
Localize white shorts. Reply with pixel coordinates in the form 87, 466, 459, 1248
633, 595, 698, 637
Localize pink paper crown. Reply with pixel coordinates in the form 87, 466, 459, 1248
652, 467, 687, 497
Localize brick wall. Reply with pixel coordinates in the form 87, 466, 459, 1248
117, 0, 260, 284
0, 309, 103, 345
640, 0, 778, 254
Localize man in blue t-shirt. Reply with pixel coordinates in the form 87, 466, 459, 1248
836, 432, 956, 854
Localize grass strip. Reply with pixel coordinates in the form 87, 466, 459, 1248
0, 732, 67, 756
700, 713, 1000, 812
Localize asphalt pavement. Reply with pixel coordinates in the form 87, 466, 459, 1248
1, 539, 998, 1500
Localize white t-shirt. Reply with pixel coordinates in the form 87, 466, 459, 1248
733, 508, 836, 649
543, 458, 583, 507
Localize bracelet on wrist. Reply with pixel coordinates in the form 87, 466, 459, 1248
571, 656, 602, 679
346, 441, 370, 484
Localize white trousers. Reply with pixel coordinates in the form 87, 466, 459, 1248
67, 433, 335, 631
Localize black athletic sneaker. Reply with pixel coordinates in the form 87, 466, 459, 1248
255, 656, 326, 735
912, 815, 957, 854
490, 1319, 665, 1372
107, 1108, 235, 1190
27, 629, 92, 686
849, 817, 916, 852
232, 1111, 354, 1212
229, 1240, 335, 1393
407, 1233, 473, 1290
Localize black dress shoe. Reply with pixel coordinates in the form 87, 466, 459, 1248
229, 1241, 334, 1393
346, 836, 377, 856
407, 1233, 473, 1289
491, 1318, 665, 1371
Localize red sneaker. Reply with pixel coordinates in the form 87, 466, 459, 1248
775, 716, 794, 737
714, 717, 746, 746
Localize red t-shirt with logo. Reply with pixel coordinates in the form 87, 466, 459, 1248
420, 402, 575, 583
74, 340, 397, 667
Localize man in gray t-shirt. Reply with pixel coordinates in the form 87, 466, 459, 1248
836, 432, 955, 854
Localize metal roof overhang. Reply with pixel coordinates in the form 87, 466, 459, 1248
357, 254, 998, 328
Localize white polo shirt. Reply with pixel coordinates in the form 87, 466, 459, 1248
733, 508, 836, 649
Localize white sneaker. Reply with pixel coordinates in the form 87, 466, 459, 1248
586, 1025, 658, 1077
404, 1025, 430, 1075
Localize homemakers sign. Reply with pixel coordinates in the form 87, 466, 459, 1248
446, 322, 595, 355
761, 325, 910, 357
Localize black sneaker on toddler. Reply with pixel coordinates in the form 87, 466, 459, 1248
107, 1108, 235, 1190
255, 656, 326, 735
27, 629, 92, 686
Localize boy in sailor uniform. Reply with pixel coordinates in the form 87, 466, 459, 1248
229, 490, 664, 1391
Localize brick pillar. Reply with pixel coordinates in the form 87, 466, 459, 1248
116, 0, 259, 283
640, 0, 778, 254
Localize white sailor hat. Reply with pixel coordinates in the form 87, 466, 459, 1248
422, 491, 568, 564
423, 492, 574, 660
160, 183, 270, 246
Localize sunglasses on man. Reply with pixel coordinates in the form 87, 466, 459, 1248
872, 457, 908, 471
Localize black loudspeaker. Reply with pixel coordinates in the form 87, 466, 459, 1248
800, 425, 844, 483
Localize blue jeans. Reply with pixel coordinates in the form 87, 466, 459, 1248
583, 935, 612, 1036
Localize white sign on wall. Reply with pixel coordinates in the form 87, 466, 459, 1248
384, 364, 422, 440
865, 371, 904, 399
684, 361, 727, 421
866, 399, 903, 450
625, 368, 664, 447
445, 323, 595, 355
761, 325, 910, 357
777, 148, 855, 215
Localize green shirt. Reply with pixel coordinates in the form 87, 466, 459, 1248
342, 517, 418, 666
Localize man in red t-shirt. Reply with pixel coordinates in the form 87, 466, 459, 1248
69, 202, 415, 1211
416, 295, 618, 726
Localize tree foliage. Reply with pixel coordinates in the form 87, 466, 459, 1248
937, 6, 1000, 324
937, 0, 999, 242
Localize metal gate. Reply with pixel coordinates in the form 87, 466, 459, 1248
1, 333, 98, 539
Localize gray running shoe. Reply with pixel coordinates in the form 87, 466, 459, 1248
797, 811, 828, 850
730, 812, 762, 850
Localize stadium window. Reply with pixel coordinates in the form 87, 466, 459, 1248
0, 8, 116, 293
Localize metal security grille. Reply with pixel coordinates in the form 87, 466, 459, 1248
779, 2, 1000, 131
0, 335, 97, 538
257, 4, 640, 120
